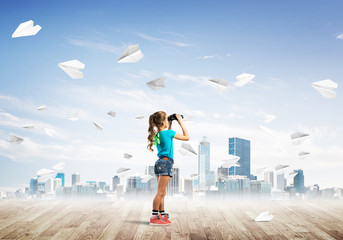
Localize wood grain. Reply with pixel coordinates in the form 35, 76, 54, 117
0, 199, 342, 240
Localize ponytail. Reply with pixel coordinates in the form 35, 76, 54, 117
147, 111, 167, 152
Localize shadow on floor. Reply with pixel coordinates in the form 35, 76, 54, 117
125, 220, 150, 225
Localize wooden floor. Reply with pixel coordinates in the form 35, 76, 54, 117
0, 199, 343, 240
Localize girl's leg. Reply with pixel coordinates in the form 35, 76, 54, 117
153, 176, 170, 211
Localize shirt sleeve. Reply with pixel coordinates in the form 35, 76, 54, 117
169, 130, 176, 138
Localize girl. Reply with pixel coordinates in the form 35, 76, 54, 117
147, 111, 189, 225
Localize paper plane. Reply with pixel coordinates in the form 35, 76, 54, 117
190, 173, 199, 178
275, 164, 289, 171
44, 128, 55, 137
209, 78, 228, 87
135, 115, 144, 120
255, 211, 274, 222
289, 171, 298, 177
224, 154, 240, 162
141, 175, 153, 183
209, 78, 229, 92
38, 172, 57, 182
37, 105, 46, 111
58, 60, 85, 79
67, 114, 79, 121
312, 79, 338, 99
259, 125, 274, 138
36, 168, 55, 176
107, 111, 116, 117
52, 162, 65, 171
146, 78, 166, 91
222, 161, 240, 168
264, 114, 276, 123
23, 124, 35, 129
124, 153, 133, 159
116, 168, 131, 174
291, 132, 309, 145
180, 143, 197, 155
12, 20, 41, 38
93, 122, 103, 130
9, 135, 24, 144
117, 44, 144, 63
255, 167, 267, 174
235, 73, 255, 87
298, 151, 310, 156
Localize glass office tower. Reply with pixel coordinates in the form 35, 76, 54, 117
228, 137, 252, 179
55, 173, 65, 187
198, 136, 210, 190
293, 169, 305, 193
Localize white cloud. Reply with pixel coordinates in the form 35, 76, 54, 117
197, 55, 215, 60
336, 34, 343, 39
67, 38, 122, 54
138, 33, 191, 47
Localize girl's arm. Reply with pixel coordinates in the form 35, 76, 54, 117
174, 114, 190, 141
168, 120, 172, 130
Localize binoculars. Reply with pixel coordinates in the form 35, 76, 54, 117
168, 113, 184, 121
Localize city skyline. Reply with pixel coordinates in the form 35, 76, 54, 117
1, 1, 343, 191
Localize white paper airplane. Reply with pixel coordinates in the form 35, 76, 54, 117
44, 128, 55, 137
67, 113, 79, 121
255, 167, 267, 174
146, 78, 166, 90
37, 105, 46, 111
117, 44, 144, 63
93, 122, 103, 130
235, 73, 255, 87
259, 125, 274, 138
209, 78, 229, 92
12, 20, 41, 38
124, 153, 133, 159
255, 211, 274, 222
312, 79, 338, 99
58, 60, 85, 79
22, 124, 35, 129
275, 164, 289, 171
291, 132, 309, 145
107, 111, 116, 117
224, 154, 240, 162
222, 161, 240, 168
36, 168, 55, 176
190, 173, 199, 178
135, 115, 144, 120
180, 143, 197, 155
264, 114, 276, 123
289, 171, 298, 177
298, 151, 310, 156
52, 162, 65, 171
9, 135, 24, 144
116, 167, 131, 174
141, 175, 153, 183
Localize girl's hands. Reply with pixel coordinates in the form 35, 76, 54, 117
176, 114, 183, 124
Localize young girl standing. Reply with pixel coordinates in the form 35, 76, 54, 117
147, 111, 189, 225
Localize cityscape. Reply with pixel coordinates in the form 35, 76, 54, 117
1, 136, 342, 201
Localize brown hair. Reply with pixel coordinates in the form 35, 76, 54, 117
147, 111, 167, 152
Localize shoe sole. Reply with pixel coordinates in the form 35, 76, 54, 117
149, 222, 170, 226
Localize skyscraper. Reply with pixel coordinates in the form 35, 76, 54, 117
112, 175, 120, 191
29, 178, 38, 195
167, 166, 180, 196
276, 172, 285, 191
293, 169, 305, 193
72, 173, 80, 186
55, 173, 65, 187
198, 136, 210, 190
264, 171, 274, 187
228, 137, 253, 179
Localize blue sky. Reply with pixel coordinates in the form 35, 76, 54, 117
1, 0, 343, 191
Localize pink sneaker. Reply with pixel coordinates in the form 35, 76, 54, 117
161, 213, 171, 224
149, 214, 169, 226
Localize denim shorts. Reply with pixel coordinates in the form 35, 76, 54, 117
154, 156, 174, 177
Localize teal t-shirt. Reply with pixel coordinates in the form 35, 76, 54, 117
156, 129, 176, 159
